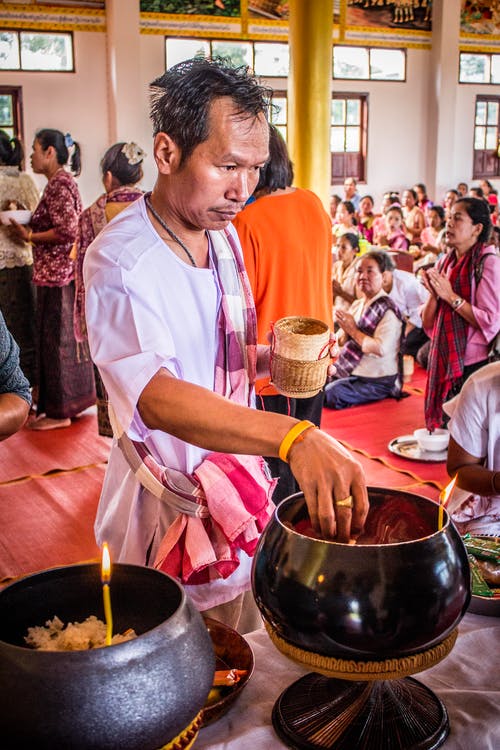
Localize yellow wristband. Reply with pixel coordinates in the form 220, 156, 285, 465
279, 420, 317, 463
27, 229, 33, 244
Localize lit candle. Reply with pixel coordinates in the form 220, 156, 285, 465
438, 476, 457, 531
101, 542, 113, 646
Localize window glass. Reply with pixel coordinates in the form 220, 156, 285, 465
0, 32, 19, 69
270, 96, 287, 125
474, 126, 486, 150
486, 126, 497, 150
333, 46, 369, 79
331, 99, 346, 125
492, 55, 500, 84
459, 53, 489, 83
0, 94, 13, 127
211, 41, 252, 68
370, 48, 405, 80
345, 127, 360, 152
475, 101, 487, 125
20, 32, 73, 71
487, 101, 499, 125
254, 42, 288, 76
330, 127, 345, 152
346, 99, 360, 125
166, 38, 209, 68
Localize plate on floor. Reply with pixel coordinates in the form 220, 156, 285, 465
388, 434, 448, 463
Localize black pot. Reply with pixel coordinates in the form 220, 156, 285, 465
0, 563, 215, 750
252, 488, 471, 660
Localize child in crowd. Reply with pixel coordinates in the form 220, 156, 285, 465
375, 203, 409, 251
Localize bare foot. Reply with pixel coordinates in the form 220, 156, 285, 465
28, 416, 71, 431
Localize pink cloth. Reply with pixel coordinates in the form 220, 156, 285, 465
153, 453, 276, 585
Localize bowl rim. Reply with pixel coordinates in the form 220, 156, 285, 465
201, 615, 255, 724
0, 562, 189, 654
272, 489, 451, 548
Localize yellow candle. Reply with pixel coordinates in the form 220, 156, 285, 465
101, 542, 113, 646
438, 476, 457, 531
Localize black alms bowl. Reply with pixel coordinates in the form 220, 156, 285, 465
0, 563, 215, 750
252, 489, 470, 660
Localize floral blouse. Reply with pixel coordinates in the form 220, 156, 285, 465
0, 167, 39, 270
31, 169, 83, 286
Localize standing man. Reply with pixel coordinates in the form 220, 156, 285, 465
84, 59, 368, 630
343, 176, 361, 212
0, 310, 31, 441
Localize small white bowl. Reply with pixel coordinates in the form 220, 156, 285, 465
413, 427, 450, 453
0, 209, 32, 226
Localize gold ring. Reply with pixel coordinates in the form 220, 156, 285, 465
335, 495, 353, 508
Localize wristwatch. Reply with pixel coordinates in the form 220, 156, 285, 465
452, 297, 465, 310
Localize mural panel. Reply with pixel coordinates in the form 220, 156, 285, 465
346, 0, 432, 32
460, 1, 500, 35
140, 1, 240, 16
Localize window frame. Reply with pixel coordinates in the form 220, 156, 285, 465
472, 95, 500, 180
332, 45, 406, 83
459, 51, 500, 85
0, 28, 75, 73
330, 93, 369, 185
165, 37, 288, 78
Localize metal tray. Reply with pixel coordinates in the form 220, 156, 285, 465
388, 434, 447, 463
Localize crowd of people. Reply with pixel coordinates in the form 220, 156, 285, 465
0, 57, 498, 627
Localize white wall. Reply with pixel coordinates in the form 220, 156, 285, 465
0, 31, 109, 207
0, 28, 495, 210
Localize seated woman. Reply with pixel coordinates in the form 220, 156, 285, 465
402, 188, 425, 245
332, 199, 359, 239
324, 250, 404, 409
374, 203, 409, 251
358, 194, 375, 244
332, 232, 360, 314
444, 362, 500, 536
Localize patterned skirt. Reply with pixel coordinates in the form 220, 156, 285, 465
36, 283, 96, 419
0, 266, 37, 385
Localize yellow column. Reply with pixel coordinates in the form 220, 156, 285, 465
288, 0, 333, 209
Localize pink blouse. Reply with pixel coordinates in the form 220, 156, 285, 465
31, 169, 82, 286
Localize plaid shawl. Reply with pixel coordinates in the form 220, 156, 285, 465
424, 242, 484, 431
334, 295, 403, 379
110, 226, 274, 585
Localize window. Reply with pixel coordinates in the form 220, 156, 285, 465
333, 46, 405, 81
459, 52, 500, 84
0, 30, 73, 72
270, 91, 287, 141
330, 94, 368, 183
166, 38, 289, 77
0, 86, 23, 144
473, 97, 499, 179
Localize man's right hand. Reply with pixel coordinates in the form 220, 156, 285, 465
287, 427, 368, 543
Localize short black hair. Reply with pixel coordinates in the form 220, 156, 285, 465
256, 124, 293, 192
455, 196, 492, 244
36, 128, 81, 176
100, 142, 144, 186
149, 57, 271, 165
363, 249, 395, 273
0, 130, 23, 168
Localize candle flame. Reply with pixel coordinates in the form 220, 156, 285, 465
101, 542, 111, 583
440, 475, 457, 508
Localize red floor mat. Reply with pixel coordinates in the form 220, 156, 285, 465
320, 364, 449, 493
0, 465, 103, 583
0, 410, 111, 483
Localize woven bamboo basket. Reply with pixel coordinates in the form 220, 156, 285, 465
270, 316, 330, 399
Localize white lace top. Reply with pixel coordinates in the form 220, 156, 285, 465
0, 167, 39, 270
